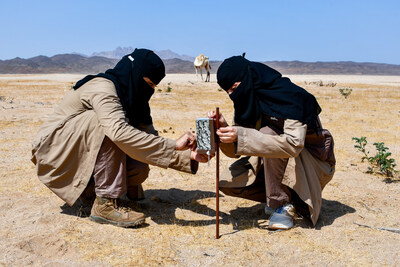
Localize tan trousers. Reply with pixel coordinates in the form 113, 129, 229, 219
220, 125, 292, 209
91, 136, 150, 199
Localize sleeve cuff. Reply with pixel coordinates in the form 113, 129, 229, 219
235, 126, 246, 155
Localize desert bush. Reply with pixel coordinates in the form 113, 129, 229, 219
306, 80, 336, 87
339, 88, 352, 99
0, 96, 13, 103
310, 80, 324, 86
325, 82, 337, 87
156, 82, 172, 93
166, 82, 172, 93
352, 136, 397, 177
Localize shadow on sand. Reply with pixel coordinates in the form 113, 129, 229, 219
314, 199, 356, 229
60, 188, 355, 232
60, 199, 92, 218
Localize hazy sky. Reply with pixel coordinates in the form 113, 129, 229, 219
1, 0, 399, 64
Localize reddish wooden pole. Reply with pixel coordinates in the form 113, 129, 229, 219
215, 107, 220, 239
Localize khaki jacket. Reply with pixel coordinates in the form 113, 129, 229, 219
31, 78, 193, 206
219, 118, 335, 225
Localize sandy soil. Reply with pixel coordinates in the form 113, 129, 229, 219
0, 74, 399, 266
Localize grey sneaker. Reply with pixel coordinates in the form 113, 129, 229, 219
268, 204, 296, 230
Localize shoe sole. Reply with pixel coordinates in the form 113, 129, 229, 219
268, 222, 293, 230
89, 215, 145, 228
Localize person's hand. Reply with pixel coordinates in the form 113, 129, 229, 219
190, 149, 214, 163
175, 131, 196, 150
207, 110, 228, 127
216, 126, 238, 143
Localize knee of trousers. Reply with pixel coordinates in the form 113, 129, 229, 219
127, 163, 150, 186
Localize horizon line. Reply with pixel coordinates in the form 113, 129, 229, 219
1, 53, 400, 66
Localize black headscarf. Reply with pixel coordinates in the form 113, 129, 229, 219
73, 48, 165, 127
217, 56, 321, 132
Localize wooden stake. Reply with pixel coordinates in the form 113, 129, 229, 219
215, 107, 220, 239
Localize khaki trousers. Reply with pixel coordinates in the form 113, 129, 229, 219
91, 136, 150, 199
220, 125, 292, 209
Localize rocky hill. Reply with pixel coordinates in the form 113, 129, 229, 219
264, 60, 400, 75
1, 54, 400, 75
0, 54, 118, 74
92, 47, 194, 62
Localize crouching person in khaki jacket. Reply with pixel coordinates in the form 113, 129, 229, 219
208, 56, 335, 230
31, 49, 208, 228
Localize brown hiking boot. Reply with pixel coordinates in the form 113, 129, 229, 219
89, 196, 145, 227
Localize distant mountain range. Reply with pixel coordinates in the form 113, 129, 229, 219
91, 47, 195, 61
1, 48, 400, 75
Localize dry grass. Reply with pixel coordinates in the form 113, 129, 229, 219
0, 74, 399, 266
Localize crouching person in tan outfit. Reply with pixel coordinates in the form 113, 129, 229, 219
31, 49, 208, 228
208, 56, 335, 230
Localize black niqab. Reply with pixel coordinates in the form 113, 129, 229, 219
73, 48, 165, 127
217, 56, 321, 132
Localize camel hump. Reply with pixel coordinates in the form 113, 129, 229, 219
194, 54, 206, 67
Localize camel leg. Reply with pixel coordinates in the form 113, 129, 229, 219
195, 67, 199, 81
205, 62, 210, 82
200, 68, 204, 81
205, 64, 210, 82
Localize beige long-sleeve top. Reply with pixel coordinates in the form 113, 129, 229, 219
32, 77, 194, 205
220, 119, 306, 159
219, 118, 335, 225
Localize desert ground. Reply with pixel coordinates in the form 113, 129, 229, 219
0, 73, 399, 266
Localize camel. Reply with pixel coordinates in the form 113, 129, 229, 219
194, 54, 211, 82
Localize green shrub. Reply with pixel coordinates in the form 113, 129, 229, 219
166, 82, 172, 93
352, 136, 397, 177
339, 88, 352, 99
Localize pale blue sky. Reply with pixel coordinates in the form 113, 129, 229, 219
1, 0, 399, 64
